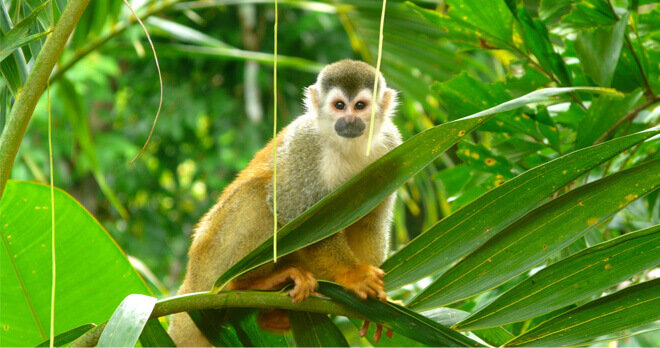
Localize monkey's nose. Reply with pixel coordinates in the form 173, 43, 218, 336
345, 115, 357, 124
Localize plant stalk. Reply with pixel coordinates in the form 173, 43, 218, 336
0, 0, 92, 200
70, 291, 364, 347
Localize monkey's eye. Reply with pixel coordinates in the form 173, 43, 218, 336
355, 101, 366, 110
334, 101, 346, 110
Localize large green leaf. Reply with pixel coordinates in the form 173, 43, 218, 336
506, 278, 660, 347
289, 311, 348, 347
213, 87, 613, 291
0, 180, 151, 347
317, 282, 481, 347
407, 157, 660, 310
455, 224, 660, 330
98, 294, 157, 347
381, 128, 660, 290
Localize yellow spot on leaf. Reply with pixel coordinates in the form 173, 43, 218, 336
624, 194, 638, 202
485, 158, 496, 166
587, 217, 599, 226
458, 130, 466, 136
471, 153, 480, 159
604, 264, 611, 270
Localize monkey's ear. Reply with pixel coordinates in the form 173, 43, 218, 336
304, 86, 321, 113
381, 88, 398, 116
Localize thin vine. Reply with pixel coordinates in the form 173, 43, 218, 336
366, 0, 387, 156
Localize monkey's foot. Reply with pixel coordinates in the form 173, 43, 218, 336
258, 309, 290, 333
335, 264, 387, 302
360, 321, 394, 342
229, 264, 318, 303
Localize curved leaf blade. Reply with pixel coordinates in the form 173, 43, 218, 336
382, 129, 660, 290
506, 279, 660, 347
289, 311, 348, 347
98, 294, 157, 347
408, 158, 660, 310
456, 224, 660, 330
213, 87, 615, 291
0, 181, 151, 346
317, 281, 481, 347
36, 323, 96, 347
139, 319, 176, 347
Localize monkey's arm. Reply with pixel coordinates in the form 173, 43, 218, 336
298, 231, 387, 302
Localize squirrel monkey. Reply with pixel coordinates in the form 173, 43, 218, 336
169, 60, 402, 346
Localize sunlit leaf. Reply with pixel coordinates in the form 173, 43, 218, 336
407, 157, 660, 310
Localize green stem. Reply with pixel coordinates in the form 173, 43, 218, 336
0, 0, 92, 200
70, 291, 364, 347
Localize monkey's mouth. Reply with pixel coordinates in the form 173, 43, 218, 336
334, 118, 366, 138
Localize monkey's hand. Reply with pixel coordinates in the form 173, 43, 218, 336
334, 264, 387, 302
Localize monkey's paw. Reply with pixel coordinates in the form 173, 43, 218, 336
335, 264, 387, 302
283, 266, 318, 303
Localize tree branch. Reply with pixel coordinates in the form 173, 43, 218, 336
0, 0, 92, 200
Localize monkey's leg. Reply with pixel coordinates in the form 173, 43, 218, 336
298, 232, 387, 302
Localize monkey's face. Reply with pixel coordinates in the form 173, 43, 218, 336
323, 88, 375, 139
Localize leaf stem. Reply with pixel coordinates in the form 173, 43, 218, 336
0, 0, 92, 200
70, 291, 364, 347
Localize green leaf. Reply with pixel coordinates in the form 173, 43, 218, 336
98, 294, 157, 347
406, 0, 516, 51
0, 181, 151, 346
317, 282, 482, 347
139, 319, 176, 347
381, 128, 659, 290
188, 309, 243, 347
422, 308, 514, 346
289, 311, 348, 347
35, 323, 96, 347
455, 224, 660, 330
562, 0, 617, 28
574, 12, 629, 87
213, 87, 613, 292
506, 278, 660, 347
516, 6, 571, 85
0, 1, 29, 96
348, 318, 426, 347
457, 141, 515, 178
146, 16, 232, 48
575, 90, 644, 149
229, 309, 291, 347
407, 157, 660, 310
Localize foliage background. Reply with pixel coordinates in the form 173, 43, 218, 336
2, 0, 660, 346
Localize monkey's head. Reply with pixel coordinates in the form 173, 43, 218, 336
305, 60, 397, 140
